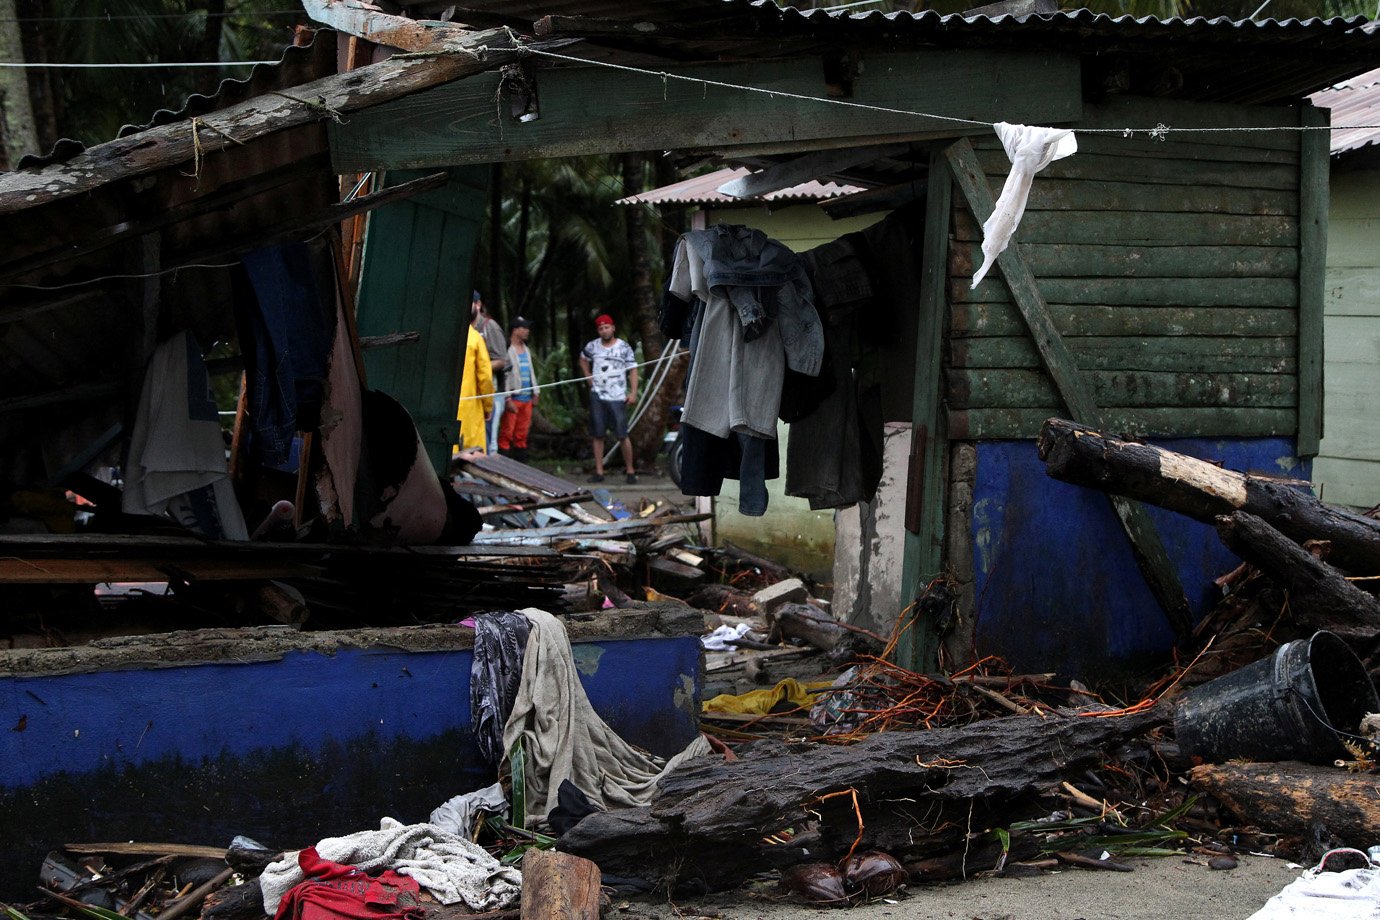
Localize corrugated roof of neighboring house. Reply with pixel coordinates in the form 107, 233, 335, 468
1312, 65, 1380, 155
617, 167, 862, 205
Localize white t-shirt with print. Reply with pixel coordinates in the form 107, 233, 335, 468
582, 338, 636, 401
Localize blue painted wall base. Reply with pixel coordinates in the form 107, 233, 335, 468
0, 635, 700, 897
971, 438, 1309, 682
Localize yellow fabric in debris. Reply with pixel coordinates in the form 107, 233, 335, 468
703, 678, 833, 715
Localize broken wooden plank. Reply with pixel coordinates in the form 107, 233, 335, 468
0, 29, 524, 212
64, 842, 228, 859
0, 557, 322, 584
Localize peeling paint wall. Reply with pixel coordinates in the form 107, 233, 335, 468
831, 423, 912, 635
969, 437, 1309, 682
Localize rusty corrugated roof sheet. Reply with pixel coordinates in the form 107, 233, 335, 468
1312, 65, 1380, 154
617, 167, 862, 205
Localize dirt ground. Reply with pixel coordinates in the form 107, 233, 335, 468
617, 854, 1300, 920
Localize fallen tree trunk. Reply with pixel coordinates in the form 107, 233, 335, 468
1038, 418, 1380, 576
1190, 761, 1380, 848
1214, 512, 1380, 643
520, 849, 601, 920
560, 708, 1166, 889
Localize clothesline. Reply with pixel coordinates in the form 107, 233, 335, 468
498, 38, 1380, 139
457, 348, 688, 402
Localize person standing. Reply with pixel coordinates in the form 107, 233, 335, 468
471, 291, 507, 453
455, 320, 493, 454
498, 316, 539, 462
579, 314, 638, 484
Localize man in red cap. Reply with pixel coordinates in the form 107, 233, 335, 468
578, 313, 638, 483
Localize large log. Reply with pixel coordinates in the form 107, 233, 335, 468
1214, 512, 1380, 642
1038, 418, 1380, 576
560, 708, 1166, 889
1190, 761, 1380, 847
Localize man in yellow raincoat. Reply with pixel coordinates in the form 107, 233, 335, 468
456, 322, 493, 453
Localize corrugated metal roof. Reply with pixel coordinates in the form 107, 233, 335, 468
617, 167, 862, 205
411, 1, 1380, 105
1311, 65, 1380, 154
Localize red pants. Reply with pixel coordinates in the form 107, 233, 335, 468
499, 399, 533, 450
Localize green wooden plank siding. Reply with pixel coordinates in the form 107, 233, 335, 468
355, 167, 488, 470
945, 97, 1308, 441
1315, 167, 1380, 508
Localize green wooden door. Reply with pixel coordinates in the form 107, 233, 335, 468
355, 167, 489, 471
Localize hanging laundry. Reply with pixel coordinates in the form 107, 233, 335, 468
470, 610, 532, 766
664, 224, 822, 516
501, 607, 712, 827
971, 122, 1077, 288
122, 331, 248, 540
237, 242, 337, 467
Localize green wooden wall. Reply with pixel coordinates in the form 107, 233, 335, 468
354, 167, 489, 472
1314, 165, 1380, 508
943, 96, 1318, 443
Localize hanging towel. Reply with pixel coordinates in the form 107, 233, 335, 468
122, 331, 248, 540
972, 122, 1078, 288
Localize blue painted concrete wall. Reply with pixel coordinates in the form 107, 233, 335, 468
971, 438, 1309, 681
0, 636, 700, 897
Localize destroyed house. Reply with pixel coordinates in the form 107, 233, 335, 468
1, 0, 1379, 892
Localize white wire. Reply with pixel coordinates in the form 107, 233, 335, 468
501, 40, 1380, 138
460, 349, 687, 402
0, 60, 277, 69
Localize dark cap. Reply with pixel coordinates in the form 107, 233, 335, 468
472, 290, 482, 302
510, 316, 532, 331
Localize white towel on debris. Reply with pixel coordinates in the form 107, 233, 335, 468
972, 122, 1078, 289
259, 817, 521, 914
1246, 849, 1380, 920
503, 607, 713, 828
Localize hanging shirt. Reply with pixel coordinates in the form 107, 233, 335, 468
582, 338, 636, 401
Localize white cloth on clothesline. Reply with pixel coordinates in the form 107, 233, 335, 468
971, 122, 1078, 289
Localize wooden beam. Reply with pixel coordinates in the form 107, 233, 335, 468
330, 49, 1081, 169
0, 29, 523, 212
533, 14, 708, 40
944, 137, 1192, 645
1296, 103, 1328, 458
897, 147, 953, 673
716, 142, 911, 199
302, 0, 484, 53
0, 380, 121, 415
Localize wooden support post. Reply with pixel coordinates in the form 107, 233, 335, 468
897, 148, 950, 673
944, 138, 1192, 645
1296, 104, 1329, 459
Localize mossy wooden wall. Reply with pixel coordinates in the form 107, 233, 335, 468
942, 97, 1313, 443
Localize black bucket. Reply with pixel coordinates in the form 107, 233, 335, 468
1174, 630, 1379, 764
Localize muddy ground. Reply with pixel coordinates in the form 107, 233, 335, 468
620, 854, 1300, 920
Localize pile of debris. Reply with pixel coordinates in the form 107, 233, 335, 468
9, 423, 1380, 920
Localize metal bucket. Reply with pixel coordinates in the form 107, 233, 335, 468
1174, 630, 1379, 764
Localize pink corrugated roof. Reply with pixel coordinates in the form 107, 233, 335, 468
1311, 66, 1380, 155
617, 167, 863, 206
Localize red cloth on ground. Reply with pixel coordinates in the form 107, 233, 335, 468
274, 847, 425, 920
498, 399, 533, 450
